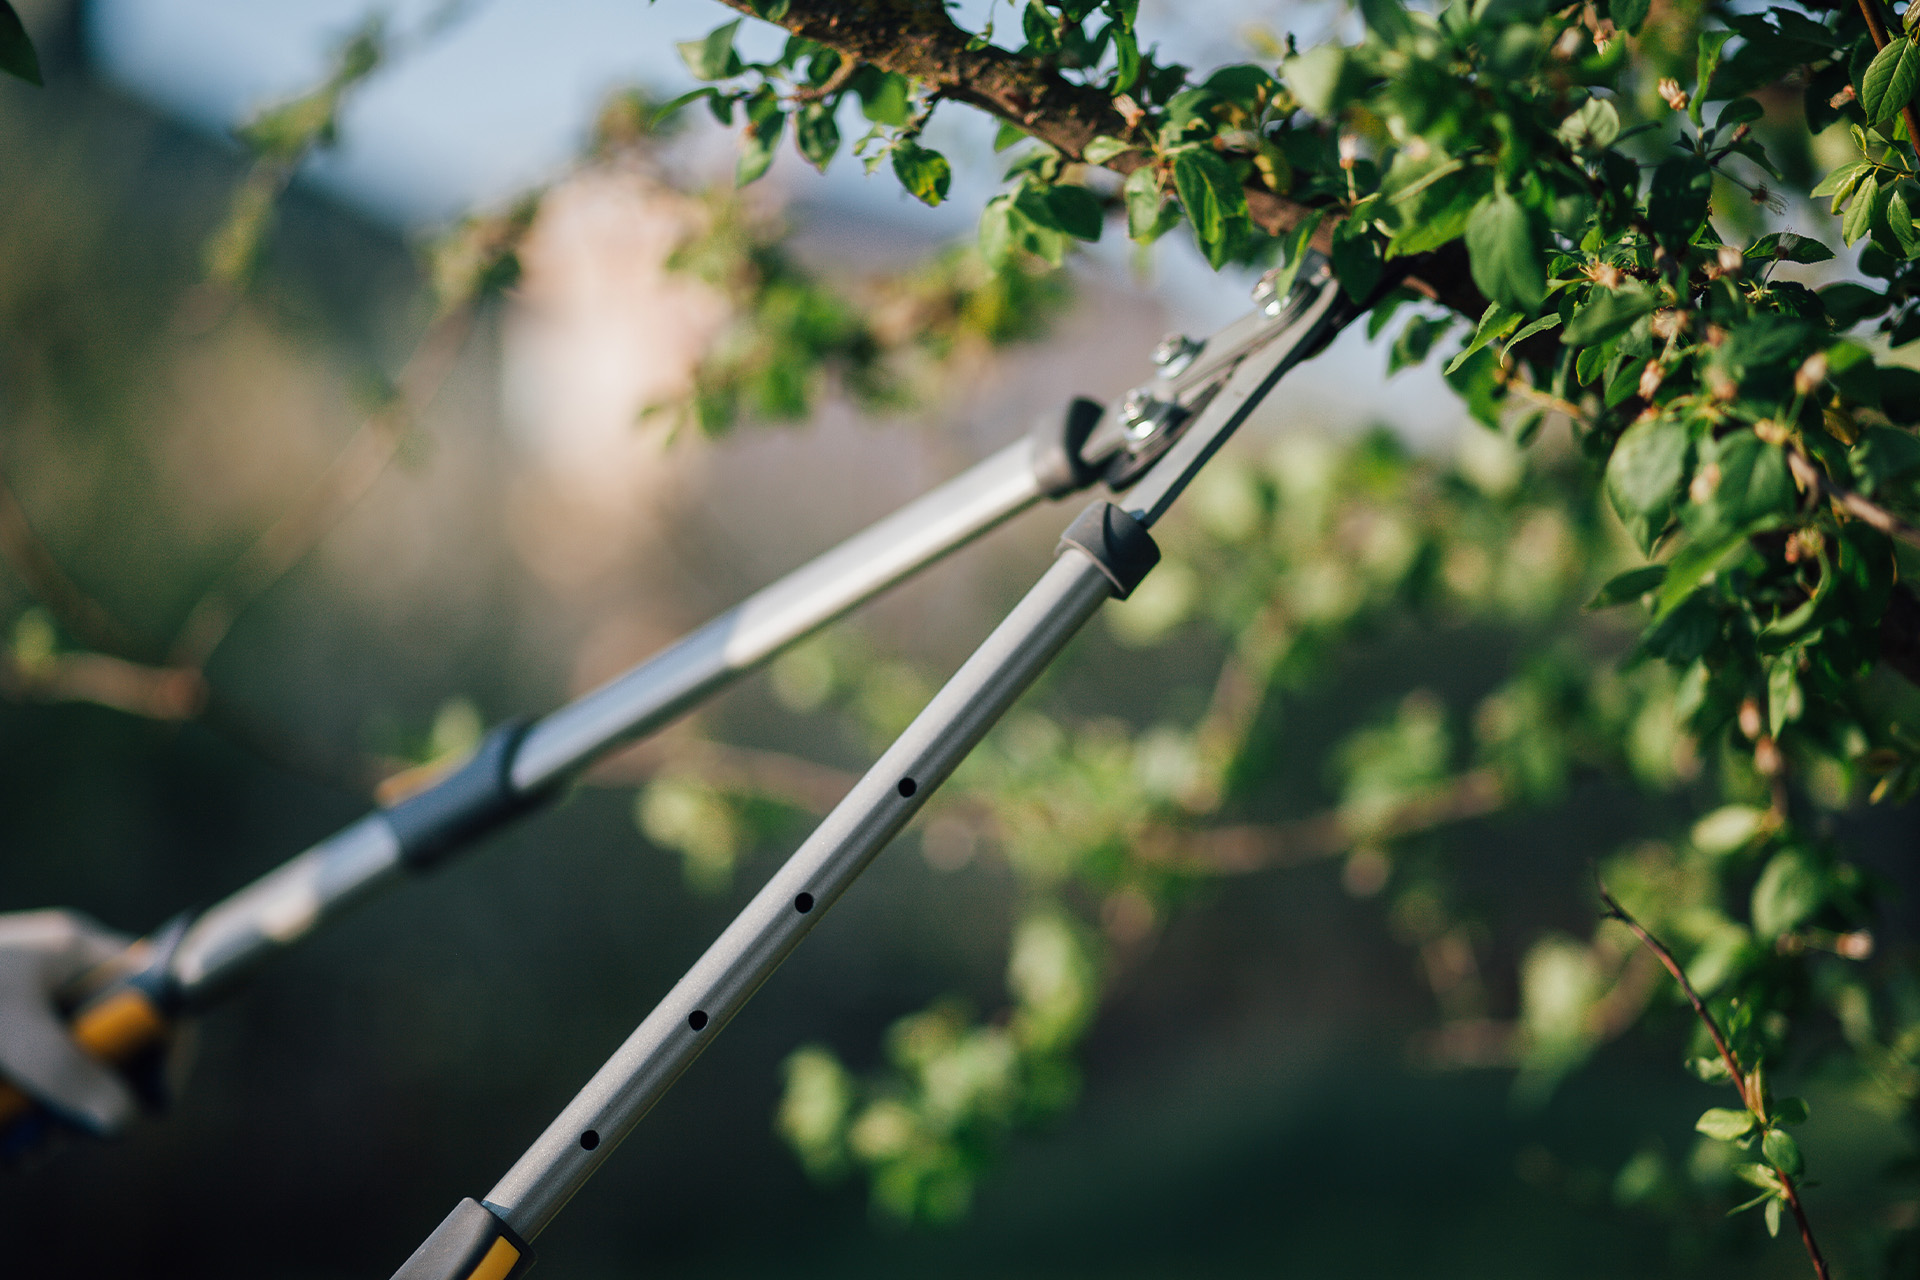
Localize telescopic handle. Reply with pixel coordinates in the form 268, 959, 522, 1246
0, 985, 172, 1130
390, 1199, 533, 1280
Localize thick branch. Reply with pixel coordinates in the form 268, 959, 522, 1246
713, 0, 1488, 318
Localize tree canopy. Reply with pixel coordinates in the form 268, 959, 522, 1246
8, 0, 1920, 1274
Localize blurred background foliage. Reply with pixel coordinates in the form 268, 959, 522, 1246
0, 1, 1916, 1278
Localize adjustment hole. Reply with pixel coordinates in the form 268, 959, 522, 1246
897, 777, 917, 797
688, 1010, 709, 1031
794, 892, 814, 913
579, 1130, 600, 1151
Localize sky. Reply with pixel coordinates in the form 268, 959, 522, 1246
86, 0, 1463, 441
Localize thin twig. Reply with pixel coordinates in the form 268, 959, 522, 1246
0, 465, 145, 658
1785, 442, 1920, 552
1597, 880, 1830, 1280
1855, 0, 1920, 170
791, 55, 859, 102
165, 306, 474, 670
1505, 378, 1590, 426
1143, 769, 1509, 874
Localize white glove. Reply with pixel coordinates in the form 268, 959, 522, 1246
0, 910, 140, 1135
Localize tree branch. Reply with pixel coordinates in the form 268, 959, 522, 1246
1597, 881, 1830, 1280
710, 0, 1489, 319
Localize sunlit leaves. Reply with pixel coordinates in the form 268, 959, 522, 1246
1171, 148, 1248, 268
1696, 1107, 1754, 1141
1861, 36, 1920, 126
1465, 189, 1545, 312
893, 143, 953, 206
1605, 415, 1690, 553
678, 18, 743, 81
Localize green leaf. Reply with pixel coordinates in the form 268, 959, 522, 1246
1752, 850, 1825, 937
1768, 662, 1801, 736
1610, 0, 1650, 32
1283, 45, 1355, 117
1564, 286, 1656, 346
1745, 231, 1834, 265
1330, 224, 1383, 304
736, 91, 784, 186
979, 194, 1016, 269
1358, 0, 1416, 44
1041, 183, 1104, 241
1445, 302, 1521, 375
1646, 156, 1713, 247
1773, 1096, 1810, 1126
1734, 1161, 1784, 1193
0, 0, 41, 86
1696, 1107, 1756, 1141
1605, 413, 1690, 551
1263, 210, 1326, 304
858, 71, 911, 126
1082, 135, 1133, 164
795, 102, 841, 173
1810, 160, 1869, 206
1692, 29, 1734, 126
1587, 565, 1667, 608
1124, 164, 1168, 242
1845, 172, 1880, 246
1764, 1196, 1783, 1238
892, 143, 952, 206
1693, 804, 1766, 854
1715, 97, 1764, 133
678, 19, 743, 82
1862, 36, 1920, 125
1762, 1128, 1805, 1179
1172, 148, 1248, 269
1685, 431, 1794, 546
1557, 97, 1620, 152
1465, 189, 1545, 312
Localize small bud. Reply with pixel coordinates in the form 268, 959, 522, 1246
1553, 26, 1584, 59
1794, 352, 1827, 398
1589, 261, 1624, 289
1830, 84, 1857, 110
1738, 697, 1764, 740
1338, 133, 1359, 169
1755, 735, 1784, 776
1717, 245, 1744, 276
1651, 308, 1688, 340
1638, 361, 1665, 399
1658, 78, 1689, 112
1730, 122, 1751, 145
1704, 324, 1728, 349
1691, 460, 1723, 504
1706, 368, 1739, 401
1753, 419, 1789, 446
1836, 930, 1875, 960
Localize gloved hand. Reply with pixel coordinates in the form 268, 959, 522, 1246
0, 910, 142, 1135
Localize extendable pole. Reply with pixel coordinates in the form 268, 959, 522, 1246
390, 270, 1355, 1280
0, 400, 1107, 1133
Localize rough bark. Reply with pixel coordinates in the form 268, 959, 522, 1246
712, 0, 1491, 318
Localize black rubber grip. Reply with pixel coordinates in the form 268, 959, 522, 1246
391, 1198, 532, 1280
1030, 396, 1104, 498
384, 721, 545, 870
1056, 501, 1161, 599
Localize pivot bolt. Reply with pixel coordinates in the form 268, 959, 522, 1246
1120, 388, 1177, 442
1251, 269, 1288, 317
1150, 333, 1202, 378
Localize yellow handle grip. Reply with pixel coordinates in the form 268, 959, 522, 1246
0, 987, 171, 1129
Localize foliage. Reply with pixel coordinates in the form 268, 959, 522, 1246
637, 0, 1920, 1270
14, 0, 1920, 1272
